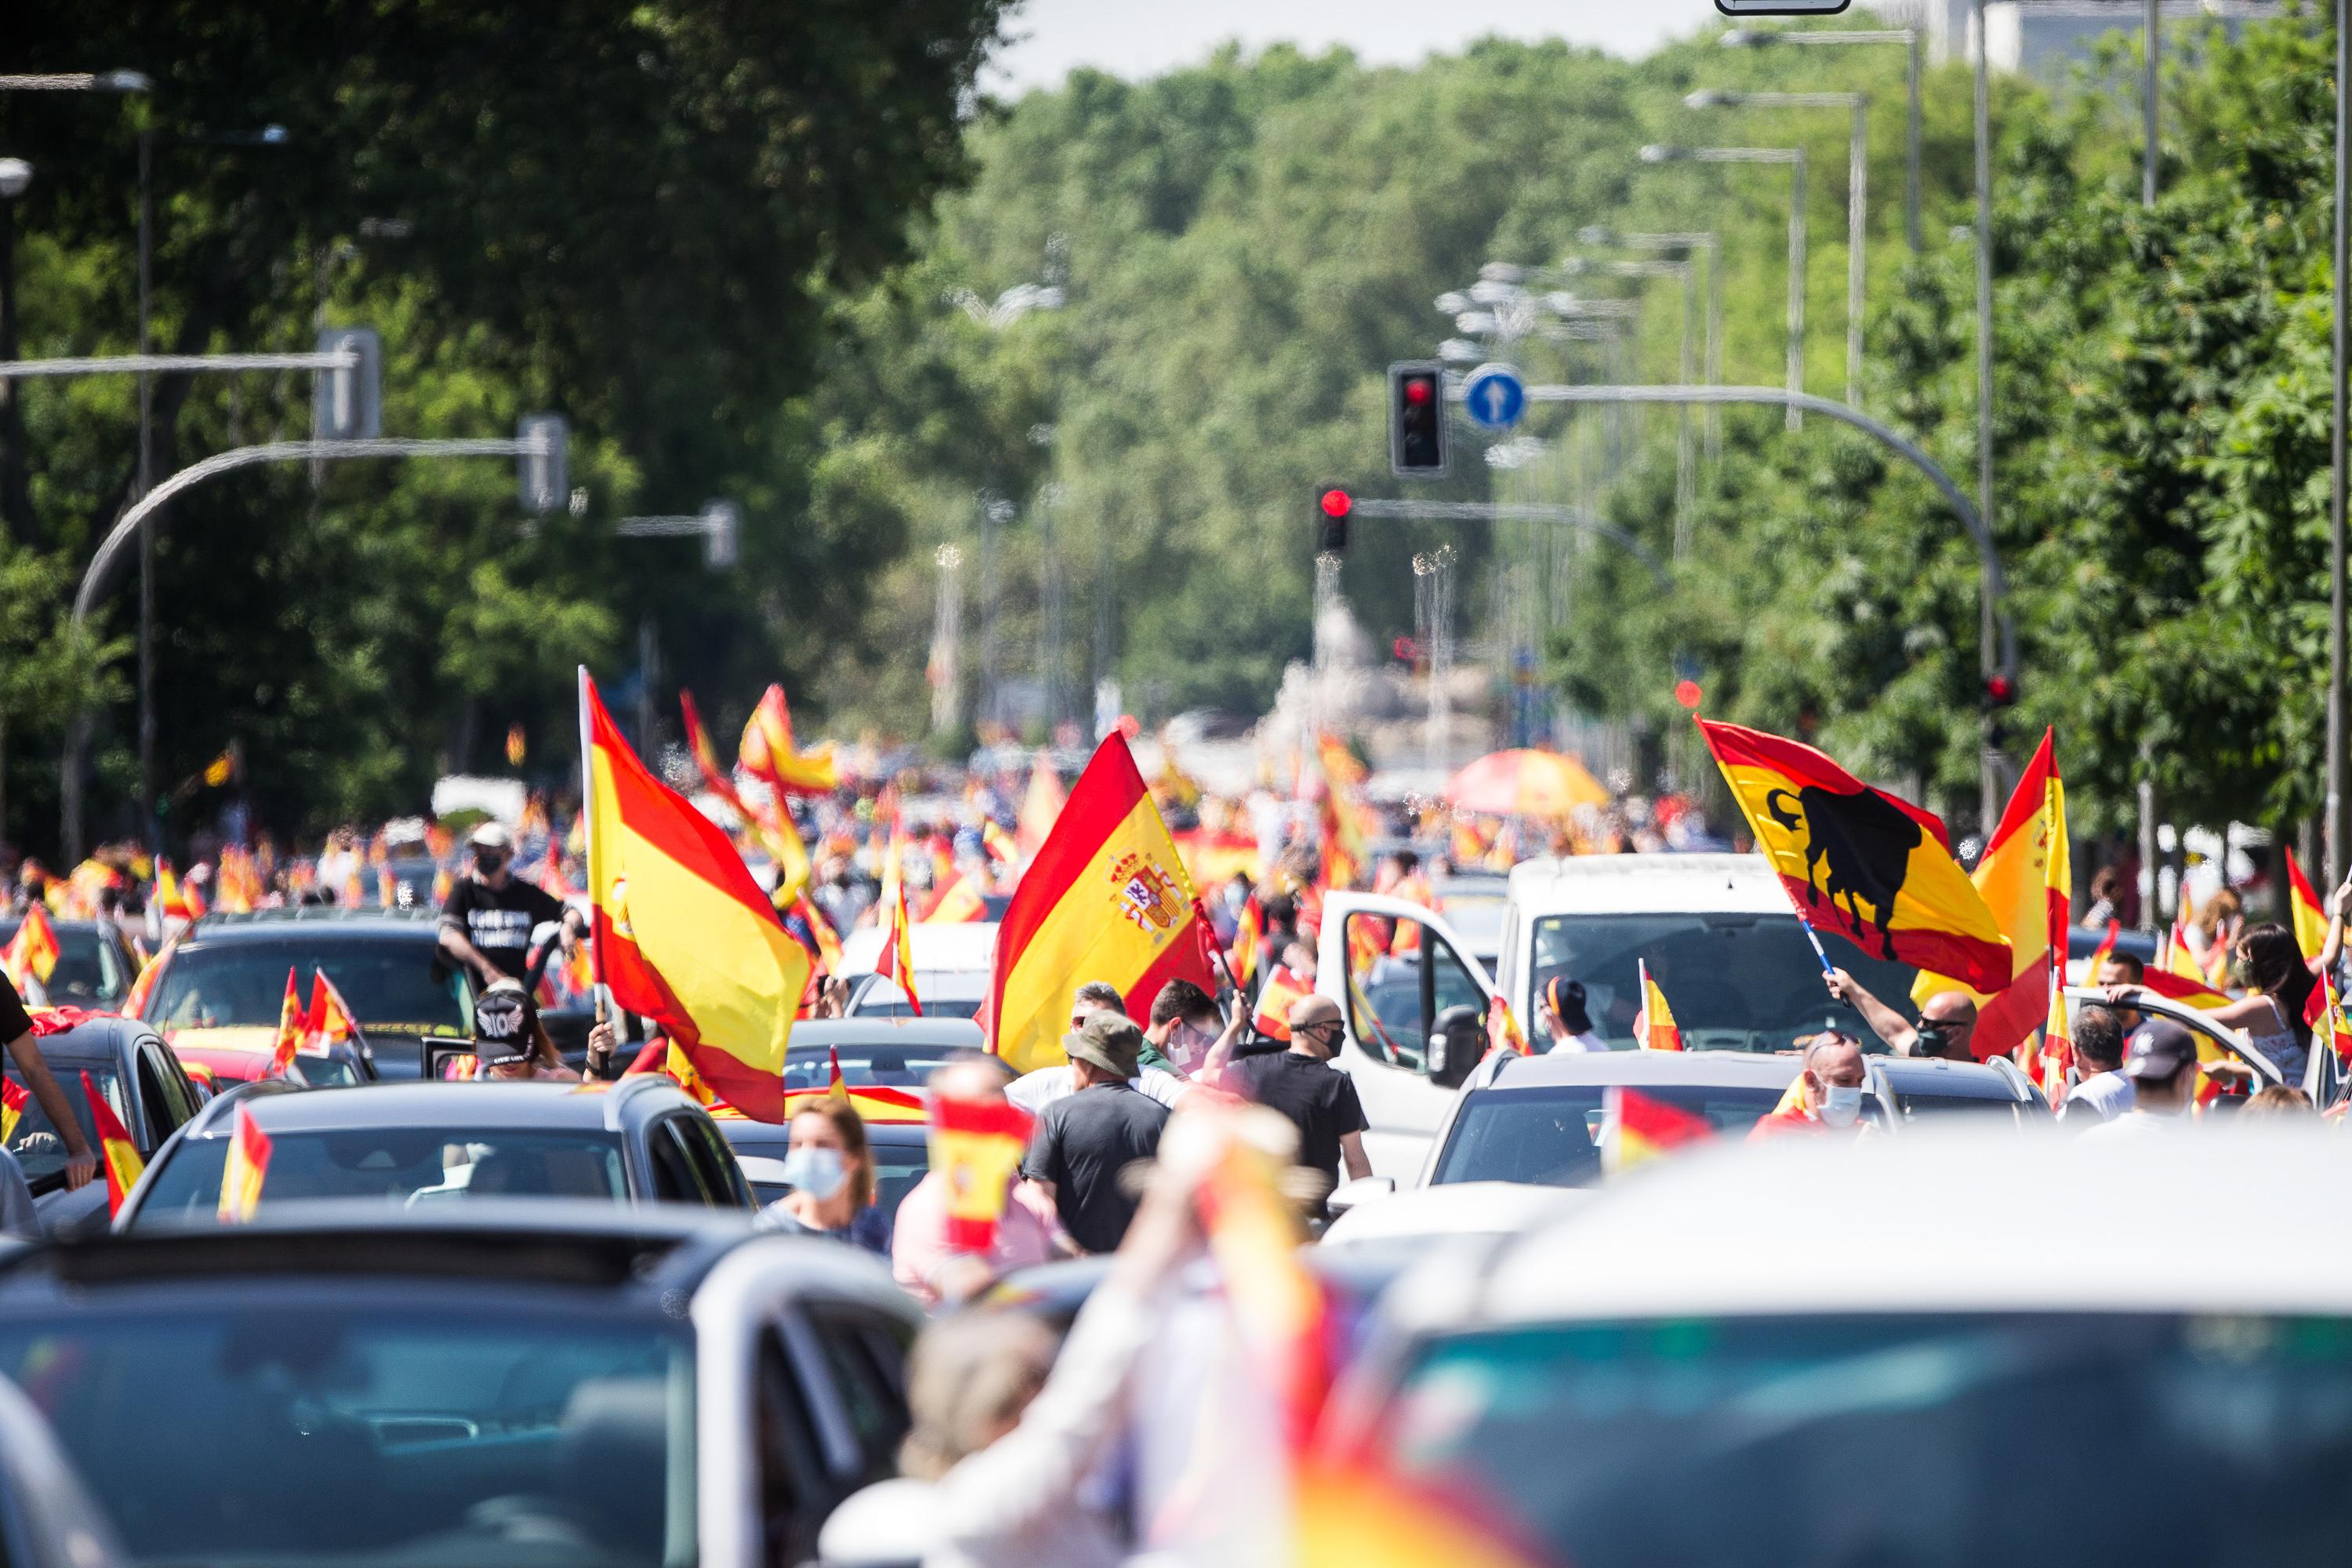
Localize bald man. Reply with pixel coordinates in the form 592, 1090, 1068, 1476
1220, 993, 1370, 1203
1825, 967, 1977, 1062
1750, 1032, 1871, 1138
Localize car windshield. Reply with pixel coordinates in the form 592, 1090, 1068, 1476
849, 975, 984, 1021
130, 1127, 629, 1226
148, 938, 470, 1035
0, 920, 125, 1006
1531, 913, 1918, 1052
780, 1040, 966, 1090
1887, 1083, 2027, 1120
1431, 1083, 1785, 1188
3, 1063, 124, 1185
0, 1303, 692, 1567
1373, 1312, 2352, 1566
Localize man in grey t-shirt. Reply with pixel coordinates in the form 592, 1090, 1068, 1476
2059, 1004, 2134, 1124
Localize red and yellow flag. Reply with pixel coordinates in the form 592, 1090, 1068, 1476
876, 842, 923, 1016
267, 967, 307, 1077
928, 1094, 1034, 1249
1486, 994, 1531, 1057
583, 669, 808, 1122
1195, 1109, 1335, 1450
1602, 1083, 1713, 1174
303, 970, 360, 1057
782, 1045, 927, 1123
1697, 718, 2012, 992
1911, 728, 2069, 1061
217, 1103, 272, 1224
1252, 964, 1312, 1043
1631, 960, 1682, 1051
1016, 750, 1065, 858
0, 1079, 26, 1146
2149, 918, 2232, 1010
2317, 965, 2352, 1065
922, 870, 988, 925
2287, 848, 2330, 964
789, 892, 844, 975
684, 690, 813, 908
2036, 979, 2074, 1109
82, 1070, 143, 1218
983, 733, 1215, 1073
737, 683, 839, 796
1, 902, 59, 989
1230, 892, 1265, 989
981, 818, 1018, 868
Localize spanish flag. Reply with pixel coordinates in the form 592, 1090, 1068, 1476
1017, 750, 1065, 858
2317, 964, 2352, 1065
583, 669, 808, 1122
2287, 848, 2330, 964
1486, 994, 1531, 1057
1230, 892, 1265, 989
789, 892, 844, 975
1697, 718, 2012, 993
82, 1071, 143, 1218
928, 1094, 1034, 1248
216, 1103, 272, 1224
267, 967, 306, 1077
984, 733, 1216, 1073
981, 818, 1018, 868
783, 1046, 927, 1123
0, 1079, 25, 1146
2149, 918, 2232, 1009
2036, 979, 2074, 1109
876, 842, 923, 1016
0, 902, 59, 989
922, 871, 988, 925
1602, 1083, 1713, 1174
1630, 960, 1682, 1051
737, 683, 839, 796
683, 690, 813, 908
303, 970, 360, 1056
1252, 964, 1312, 1043
1911, 727, 2070, 1060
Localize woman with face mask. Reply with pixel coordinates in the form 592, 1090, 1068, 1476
767, 1098, 891, 1256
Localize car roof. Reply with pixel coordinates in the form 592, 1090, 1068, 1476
179, 1076, 691, 1138
1320, 1181, 1589, 1245
1479, 1049, 1802, 1091
791, 1016, 985, 1047
1503, 853, 1790, 916
5, 1014, 157, 1067
180, 908, 440, 942
1394, 1127, 2352, 1329
1872, 1055, 2025, 1097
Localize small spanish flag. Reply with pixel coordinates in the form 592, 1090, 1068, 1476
877, 840, 923, 1016
2148, 920, 2231, 1010
2036, 977, 2074, 1109
927, 1094, 1033, 1250
1, 902, 60, 988
1486, 994, 1532, 1057
82, 1070, 144, 1218
1602, 1083, 1714, 1174
922, 871, 988, 925
1252, 964, 1312, 1043
0, 1079, 26, 1146
737, 684, 839, 796
1229, 892, 1265, 989
782, 1044, 927, 1123
267, 967, 306, 1077
304, 970, 361, 1056
2287, 848, 2330, 964
1016, 750, 1065, 858
1631, 959, 1682, 1051
981, 818, 1018, 867
2317, 964, 2352, 1065
216, 1102, 272, 1223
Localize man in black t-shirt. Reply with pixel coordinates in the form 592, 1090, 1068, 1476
0, 981, 96, 1191
1022, 1012, 1168, 1254
1222, 993, 1370, 1199
437, 822, 583, 986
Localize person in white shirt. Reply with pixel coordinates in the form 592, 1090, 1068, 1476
1537, 976, 1610, 1054
2082, 1018, 2199, 1140
2057, 1004, 2134, 1123
1006, 980, 1187, 1112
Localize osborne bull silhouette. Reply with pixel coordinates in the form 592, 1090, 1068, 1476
1762, 785, 1919, 961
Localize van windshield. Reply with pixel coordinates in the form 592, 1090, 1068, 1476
1530, 913, 1918, 1052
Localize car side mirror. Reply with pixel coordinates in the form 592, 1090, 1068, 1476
1326, 1174, 1396, 1218
1425, 1004, 1486, 1090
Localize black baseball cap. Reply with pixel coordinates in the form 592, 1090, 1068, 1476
2121, 1018, 2200, 1082
470, 981, 537, 1065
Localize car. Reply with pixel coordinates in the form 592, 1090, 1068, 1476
839, 921, 996, 1020
1871, 1052, 2047, 1123
0, 1371, 129, 1568
1317, 1180, 1586, 1247
169, 1020, 378, 1093
2058, 983, 2293, 1102
129, 906, 476, 1080
1320, 1127, 2352, 1566
0, 1203, 921, 1568
5, 1012, 204, 1237
0, 916, 139, 1009
116, 1076, 756, 1229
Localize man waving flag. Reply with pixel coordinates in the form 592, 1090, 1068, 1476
984, 732, 1216, 1073
582, 670, 808, 1121
1697, 718, 2011, 993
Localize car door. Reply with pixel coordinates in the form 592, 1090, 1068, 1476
1319, 891, 1498, 1180
131, 1037, 199, 1151
676, 1112, 756, 1210
641, 1115, 723, 1206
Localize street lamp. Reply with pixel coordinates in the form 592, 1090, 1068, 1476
1721, 27, 1921, 253
0, 71, 152, 93
1642, 143, 1808, 430
1580, 227, 1724, 461
1566, 253, 1699, 556
0, 162, 27, 200
1687, 89, 1867, 408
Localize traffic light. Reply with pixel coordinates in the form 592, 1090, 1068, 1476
310, 326, 382, 441
1982, 673, 2020, 710
1388, 361, 1448, 478
1316, 485, 1352, 553
517, 413, 569, 515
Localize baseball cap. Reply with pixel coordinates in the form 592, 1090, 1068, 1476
470, 979, 538, 1065
2121, 1018, 2199, 1082
1063, 1011, 1143, 1080
467, 821, 513, 851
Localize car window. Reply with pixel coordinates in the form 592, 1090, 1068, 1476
757, 1329, 831, 1568
678, 1115, 752, 1208
644, 1118, 715, 1205
0, 924, 122, 1006
1432, 1084, 1787, 1188
134, 1042, 197, 1143
146, 938, 469, 1035
801, 1308, 911, 1487
1343, 912, 1426, 1069
2, 1065, 118, 1185
129, 1127, 628, 1226
779, 1042, 969, 1091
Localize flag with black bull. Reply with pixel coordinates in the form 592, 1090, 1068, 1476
1696, 718, 2012, 994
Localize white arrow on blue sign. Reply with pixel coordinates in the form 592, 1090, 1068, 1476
1462, 363, 1526, 431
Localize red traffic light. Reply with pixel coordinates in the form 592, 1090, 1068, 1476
1320, 488, 1352, 519
1673, 679, 1703, 711
1401, 376, 1435, 406
1984, 673, 2019, 706
1393, 636, 1422, 662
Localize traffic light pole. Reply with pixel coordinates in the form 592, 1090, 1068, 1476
61, 430, 557, 860
1339, 497, 1671, 588
1479, 379, 2013, 832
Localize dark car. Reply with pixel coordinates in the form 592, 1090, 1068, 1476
0, 1372, 129, 1568
1871, 1053, 2048, 1123
0, 1204, 920, 1568
129, 906, 474, 1080
118, 1076, 755, 1229
0, 917, 139, 1010
5, 1014, 204, 1237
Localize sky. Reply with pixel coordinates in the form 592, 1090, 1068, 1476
982, 0, 1726, 96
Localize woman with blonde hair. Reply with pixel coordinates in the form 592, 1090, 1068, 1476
764, 1096, 891, 1255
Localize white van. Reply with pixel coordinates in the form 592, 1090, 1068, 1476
1316, 854, 1920, 1178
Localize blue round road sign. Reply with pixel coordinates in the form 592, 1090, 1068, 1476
1462, 364, 1526, 431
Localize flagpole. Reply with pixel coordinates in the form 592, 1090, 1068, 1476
576, 666, 606, 1027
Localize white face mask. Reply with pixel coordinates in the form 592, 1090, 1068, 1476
782, 1145, 848, 1203
1819, 1083, 1863, 1128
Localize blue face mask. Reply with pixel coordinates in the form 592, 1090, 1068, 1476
782, 1145, 848, 1203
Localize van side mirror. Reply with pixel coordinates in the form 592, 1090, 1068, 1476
1425, 1004, 1486, 1090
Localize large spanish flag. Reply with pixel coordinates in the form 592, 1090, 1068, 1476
1697, 718, 2012, 993
1911, 727, 2069, 1060
984, 732, 1217, 1073
582, 670, 807, 1121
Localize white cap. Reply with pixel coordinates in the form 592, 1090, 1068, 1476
467, 821, 513, 851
